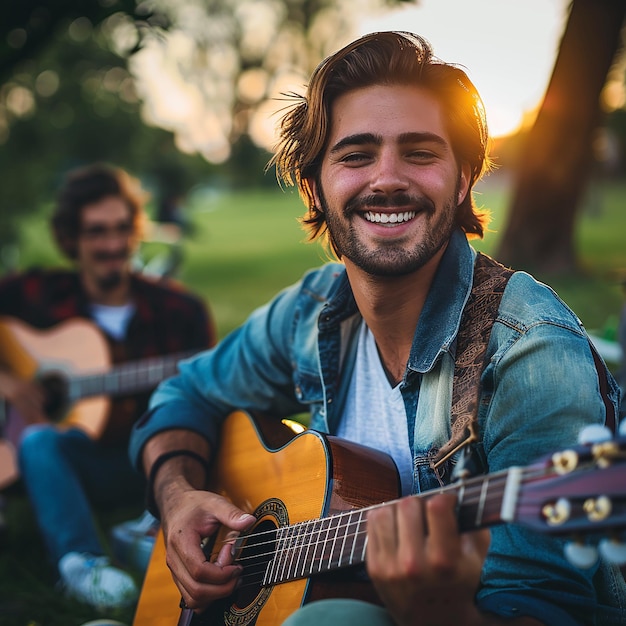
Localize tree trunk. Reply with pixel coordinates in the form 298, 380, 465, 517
495, 0, 625, 275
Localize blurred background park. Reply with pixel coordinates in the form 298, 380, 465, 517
1, 0, 626, 624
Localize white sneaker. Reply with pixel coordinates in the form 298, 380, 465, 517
110, 510, 159, 573
59, 552, 138, 610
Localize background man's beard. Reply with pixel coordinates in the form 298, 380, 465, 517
319, 187, 459, 277
96, 270, 124, 292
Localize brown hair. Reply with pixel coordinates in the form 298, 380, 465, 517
270, 31, 492, 246
51, 163, 148, 260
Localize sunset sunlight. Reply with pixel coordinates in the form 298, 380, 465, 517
359, 0, 570, 138
126, 0, 572, 163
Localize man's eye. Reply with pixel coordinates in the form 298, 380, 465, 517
408, 150, 436, 160
340, 152, 371, 164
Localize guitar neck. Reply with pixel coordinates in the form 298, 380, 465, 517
259, 467, 519, 586
68, 351, 193, 401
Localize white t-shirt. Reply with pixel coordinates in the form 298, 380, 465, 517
336, 321, 414, 495
90, 302, 136, 341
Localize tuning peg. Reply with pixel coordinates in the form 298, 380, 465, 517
578, 424, 613, 444
564, 541, 598, 569
598, 538, 626, 566
619, 419, 626, 437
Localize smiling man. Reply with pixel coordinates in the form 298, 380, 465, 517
0, 163, 215, 611
130, 32, 624, 626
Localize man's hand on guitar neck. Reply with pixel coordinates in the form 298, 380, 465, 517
143, 429, 256, 612
366, 494, 542, 626
0, 370, 47, 425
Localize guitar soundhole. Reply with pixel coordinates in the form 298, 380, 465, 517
39, 372, 68, 421
232, 518, 277, 609
184, 516, 280, 626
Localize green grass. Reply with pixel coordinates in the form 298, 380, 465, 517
1, 178, 625, 625
181, 178, 626, 339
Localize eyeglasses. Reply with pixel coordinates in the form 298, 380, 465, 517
79, 221, 134, 241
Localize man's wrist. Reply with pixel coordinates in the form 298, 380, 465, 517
146, 449, 210, 519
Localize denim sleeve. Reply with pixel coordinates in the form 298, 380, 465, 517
477, 591, 582, 626
129, 279, 307, 470
476, 298, 618, 625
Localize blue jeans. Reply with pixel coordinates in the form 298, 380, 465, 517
18, 426, 145, 567
282, 600, 394, 626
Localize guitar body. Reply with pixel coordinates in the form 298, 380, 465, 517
133, 411, 626, 626
0, 316, 111, 442
132, 410, 400, 626
0, 316, 194, 489
0, 316, 110, 489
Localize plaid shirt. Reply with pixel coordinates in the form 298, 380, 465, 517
0, 268, 215, 444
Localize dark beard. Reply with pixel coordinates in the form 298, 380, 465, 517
319, 186, 458, 277
96, 270, 124, 292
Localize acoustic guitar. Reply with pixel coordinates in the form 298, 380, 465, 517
132, 410, 626, 626
0, 316, 194, 488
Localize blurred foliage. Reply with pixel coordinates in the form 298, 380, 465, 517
0, 4, 218, 262
0, 0, 413, 272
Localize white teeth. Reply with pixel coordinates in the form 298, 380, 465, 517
364, 211, 416, 224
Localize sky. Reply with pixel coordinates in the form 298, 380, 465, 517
358, 0, 570, 137
130, 0, 573, 162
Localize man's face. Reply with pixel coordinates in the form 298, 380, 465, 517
76, 196, 136, 292
312, 83, 470, 277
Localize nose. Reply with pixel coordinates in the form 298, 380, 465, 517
369, 150, 410, 195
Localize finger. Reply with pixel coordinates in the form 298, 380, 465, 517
367, 503, 398, 559
425, 493, 461, 568
463, 528, 491, 561
175, 562, 242, 611
203, 494, 256, 533
215, 538, 240, 568
168, 542, 242, 609
395, 497, 426, 550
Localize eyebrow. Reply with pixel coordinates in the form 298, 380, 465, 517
329, 131, 449, 155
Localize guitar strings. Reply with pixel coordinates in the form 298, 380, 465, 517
206, 466, 552, 589
221, 467, 536, 552
211, 466, 545, 565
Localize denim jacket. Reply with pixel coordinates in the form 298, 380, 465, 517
130, 229, 625, 625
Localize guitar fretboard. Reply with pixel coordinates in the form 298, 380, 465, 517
260, 468, 521, 586
67, 351, 194, 401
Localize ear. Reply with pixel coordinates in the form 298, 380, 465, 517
457, 162, 471, 205
306, 177, 322, 212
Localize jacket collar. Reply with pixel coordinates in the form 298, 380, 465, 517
321, 229, 475, 373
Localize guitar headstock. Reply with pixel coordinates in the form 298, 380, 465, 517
515, 424, 626, 568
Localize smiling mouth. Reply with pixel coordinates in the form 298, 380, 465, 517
363, 211, 416, 224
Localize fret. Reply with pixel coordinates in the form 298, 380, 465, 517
476, 478, 488, 526
68, 379, 81, 402
348, 510, 365, 567
360, 518, 368, 563
263, 526, 280, 586
315, 517, 333, 574
277, 524, 296, 583
268, 525, 288, 585
285, 522, 307, 581
309, 517, 327, 575
324, 514, 342, 571
457, 482, 466, 511
313, 516, 330, 573
337, 509, 359, 569
67, 352, 188, 402
104, 372, 120, 394
297, 519, 316, 579
500, 467, 522, 522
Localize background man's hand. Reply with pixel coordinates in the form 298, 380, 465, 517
0, 371, 47, 425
